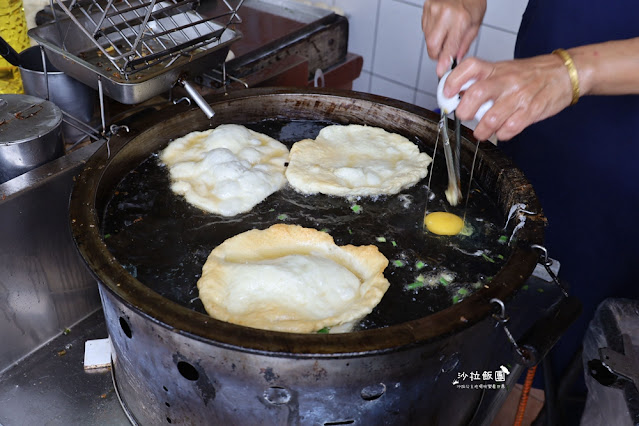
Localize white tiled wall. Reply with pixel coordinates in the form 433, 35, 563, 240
299, 0, 529, 112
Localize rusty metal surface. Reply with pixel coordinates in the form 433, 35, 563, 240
222, 10, 348, 82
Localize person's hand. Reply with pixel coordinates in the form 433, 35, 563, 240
422, 0, 487, 77
443, 55, 576, 141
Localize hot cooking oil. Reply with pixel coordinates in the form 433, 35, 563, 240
0, 0, 30, 94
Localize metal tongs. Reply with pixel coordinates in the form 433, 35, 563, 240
437, 61, 495, 206
439, 112, 462, 206
439, 61, 463, 206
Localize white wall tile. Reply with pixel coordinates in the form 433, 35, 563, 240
483, 0, 528, 33
394, 0, 423, 7
352, 70, 372, 93
370, 76, 416, 104
333, 0, 380, 72
335, 0, 524, 106
475, 26, 517, 62
372, 0, 423, 85
417, 53, 438, 95
417, 36, 479, 96
468, 37, 479, 57
414, 90, 438, 112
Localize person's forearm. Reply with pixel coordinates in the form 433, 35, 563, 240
569, 37, 639, 96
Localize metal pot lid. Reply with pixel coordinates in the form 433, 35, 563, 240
0, 94, 63, 145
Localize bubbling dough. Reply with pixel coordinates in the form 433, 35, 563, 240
160, 124, 289, 216
197, 224, 390, 333
286, 124, 432, 197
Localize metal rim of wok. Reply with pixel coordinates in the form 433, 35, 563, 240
70, 87, 545, 357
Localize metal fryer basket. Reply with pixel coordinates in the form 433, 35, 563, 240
28, 0, 243, 104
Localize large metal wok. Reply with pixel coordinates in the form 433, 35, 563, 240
71, 88, 553, 425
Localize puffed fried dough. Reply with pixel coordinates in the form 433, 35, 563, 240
197, 224, 390, 333
286, 124, 432, 196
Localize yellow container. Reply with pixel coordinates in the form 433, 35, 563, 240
0, 0, 30, 94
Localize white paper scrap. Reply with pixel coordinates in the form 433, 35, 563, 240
83, 338, 112, 370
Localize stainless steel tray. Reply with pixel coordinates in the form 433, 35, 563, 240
28, 5, 241, 104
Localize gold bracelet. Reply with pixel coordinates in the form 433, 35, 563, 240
552, 48, 580, 106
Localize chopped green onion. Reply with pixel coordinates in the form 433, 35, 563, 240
439, 277, 450, 286
457, 288, 469, 296
452, 295, 460, 304
347, 228, 353, 235
376, 236, 387, 243
406, 281, 425, 290
522, 285, 529, 290
415, 274, 425, 282
472, 282, 483, 289
268, 208, 275, 212
317, 327, 330, 334
497, 254, 504, 260
486, 277, 493, 282
498, 235, 508, 244
393, 260, 405, 267
103, 234, 111, 239
277, 214, 288, 221
482, 253, 495, 263
63, 328, 71, 335
320, 228, 330, 233
351, 204, 362, 213
415, 261, 426, 270
391, 241, 397, 247
537, 288, 544, 293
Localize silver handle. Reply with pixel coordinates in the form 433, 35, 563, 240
180, 79, 215, 119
